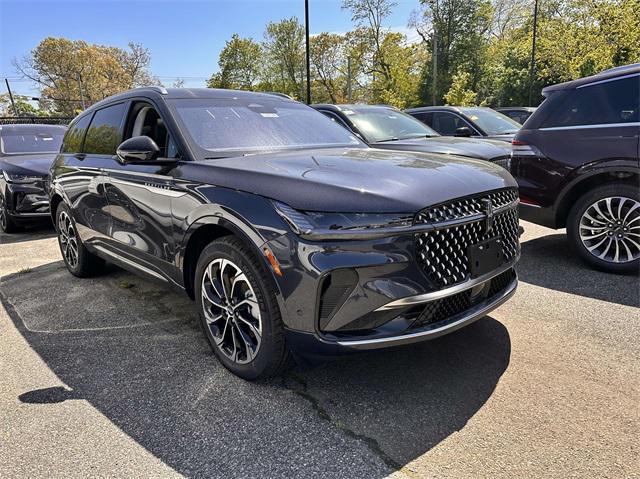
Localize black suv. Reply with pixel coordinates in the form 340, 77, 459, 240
312, 104, 512, 168
0, 124, 66, 233
511, 64, 639, 273
50, 88, 520, 379
406, 106, 521, 142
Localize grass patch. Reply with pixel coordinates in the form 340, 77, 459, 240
17, 267, 32, 275
118, 280, 136, 289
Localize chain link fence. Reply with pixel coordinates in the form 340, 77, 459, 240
0, 116, 73, 125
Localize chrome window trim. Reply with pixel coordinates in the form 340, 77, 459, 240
539, 122, 640, 131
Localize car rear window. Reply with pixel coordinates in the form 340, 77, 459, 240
0, 126, 65, 154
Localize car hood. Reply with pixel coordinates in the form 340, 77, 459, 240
0, 154, 57, 177
186, 148, 516, 213
371, 137, 511, 160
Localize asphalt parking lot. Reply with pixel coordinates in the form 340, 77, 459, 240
1, 221, 638, 478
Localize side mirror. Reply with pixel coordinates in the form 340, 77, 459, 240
116, 136, 160, 164
454, 126, 473, 137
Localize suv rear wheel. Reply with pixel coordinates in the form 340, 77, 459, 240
56, 202, 105, 277
194, 236, 291, 380
568, 183, 640, 274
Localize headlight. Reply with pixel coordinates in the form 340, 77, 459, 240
2, 171, 43, 184
273, 201, 413, 236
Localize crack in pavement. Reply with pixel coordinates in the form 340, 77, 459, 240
282, 373, 418, 478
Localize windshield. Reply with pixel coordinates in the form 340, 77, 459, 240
347, 108, 439, 142
170, 98, 363, 156
458, 108, 521, 135
0, 126, 65, 154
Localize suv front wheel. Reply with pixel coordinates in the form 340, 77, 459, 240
568, 183, 640, 274
195, 236, 292, 380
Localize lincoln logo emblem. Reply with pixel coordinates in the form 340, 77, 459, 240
481, 199, 494, 234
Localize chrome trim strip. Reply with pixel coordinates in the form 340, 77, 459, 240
13, 212, 50, 217
375, 261, 517, 311
338, 276, 517, 348
100, 168, 175, 180
109, 178, 186, 198
93, 245, 167, 282
539, 122, 640, 131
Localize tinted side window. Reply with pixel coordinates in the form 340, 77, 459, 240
413, 112, 433, 127
62, 114, 92, 153
84, 103, 126, 155
543, 75, 640, 128
432, 112, 465, 135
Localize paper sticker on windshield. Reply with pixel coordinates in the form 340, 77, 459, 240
261, 112, 279, 118
342, 110, 355, 115
470, 115, 479, 121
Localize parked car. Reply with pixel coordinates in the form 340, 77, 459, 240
312, 104, 512, 168
510, 63, 639, 273
50, 87, 520, 379
406, 106, 521, 142
0, 123, 66, 233
495, 107, 537, 125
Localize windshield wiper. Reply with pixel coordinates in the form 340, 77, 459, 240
377, 137, 400, 143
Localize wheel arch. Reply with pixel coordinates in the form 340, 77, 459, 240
49, 193, 64, 226
554, 166, 639, 229
180, 216, 283, 301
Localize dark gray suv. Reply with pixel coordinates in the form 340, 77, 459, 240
50, 88, 520, 379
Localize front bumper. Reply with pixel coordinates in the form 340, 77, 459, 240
266, 227, 519, 359
3, 180, 50, 222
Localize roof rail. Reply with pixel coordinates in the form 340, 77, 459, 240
129, 86, 169, 95
598, 63, 640, 75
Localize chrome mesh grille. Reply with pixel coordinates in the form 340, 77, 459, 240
415, 188, 520, 288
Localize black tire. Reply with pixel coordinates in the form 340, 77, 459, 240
55, 202, 105, 277
0, 196, 20, 233
194, 236, 292, 380
567, 183, 640, 274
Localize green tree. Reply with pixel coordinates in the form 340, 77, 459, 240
411, 0, 493, 105
14, 38, 157, 115
263, 17, 305, 98
207, 34, 263, 90
310, 33, 349, 103
444, 70, 478, 105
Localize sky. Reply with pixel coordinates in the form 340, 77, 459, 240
0, 0, 421, 98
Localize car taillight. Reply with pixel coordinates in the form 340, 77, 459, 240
511, 139, 538, 156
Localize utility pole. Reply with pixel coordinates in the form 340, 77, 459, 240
347, 56, 352, 102
304, 0, 312, 104
432, 0, 439, 106
77, 73, 86, 110
4, 78, 18, 116
528, 0, 539, 107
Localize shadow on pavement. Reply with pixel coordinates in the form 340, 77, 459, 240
3, 261, 510, 478
518, 233, 639, 308
0, 224, 56, 245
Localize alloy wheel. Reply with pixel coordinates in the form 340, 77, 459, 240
579, 196, 640, 264
58, 210, 79, 268
201, 258, 262, 364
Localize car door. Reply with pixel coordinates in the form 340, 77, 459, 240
101, 100, 183, 281
54, 112, 113, 245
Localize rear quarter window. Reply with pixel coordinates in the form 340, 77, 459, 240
542, 74, 640, 128
62, 114, 92, 153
